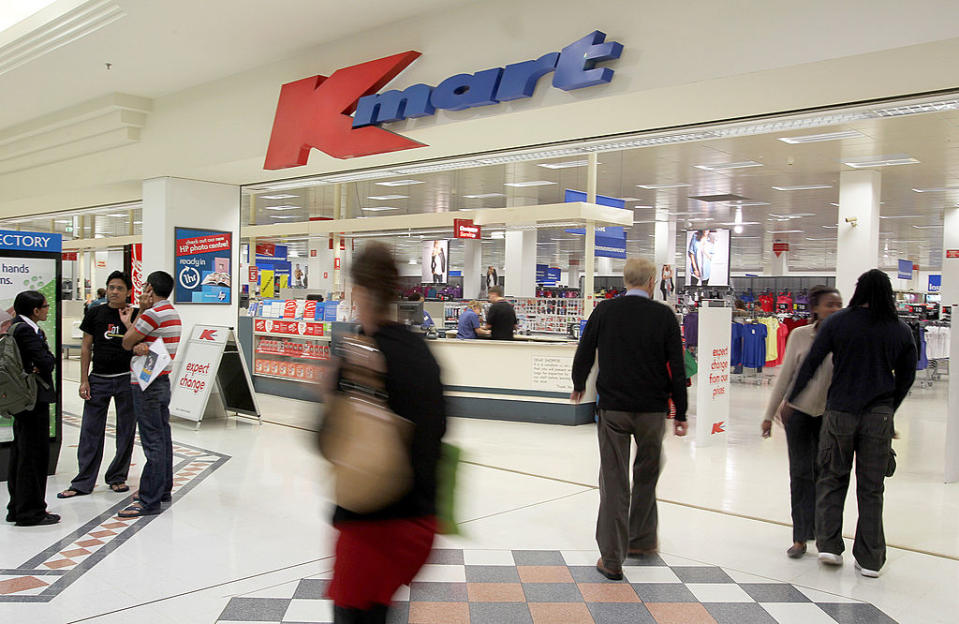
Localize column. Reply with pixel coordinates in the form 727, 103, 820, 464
308, 236, 335, 296
504, 229, 536, 297
596, 257, 613, 276
763, 230, 789, 276
141, 177, 240, 331
462, 239, 482, 300
836, 170, 880, 300
568, 264, 581, 290
943, 207, 959, 482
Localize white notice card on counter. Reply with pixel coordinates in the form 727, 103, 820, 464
531, 356, 574, 392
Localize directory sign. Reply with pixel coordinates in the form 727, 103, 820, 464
685, 229, 730, 287
174, 227, 233, 304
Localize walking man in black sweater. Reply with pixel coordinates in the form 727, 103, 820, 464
571, 258, 688, 580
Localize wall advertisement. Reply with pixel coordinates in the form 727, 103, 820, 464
174, 228, 232, 304
422, 240, 449, 284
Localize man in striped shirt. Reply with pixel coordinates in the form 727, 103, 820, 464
117, 271, 182, 518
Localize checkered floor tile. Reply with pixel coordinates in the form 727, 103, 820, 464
216, 549, 899, 623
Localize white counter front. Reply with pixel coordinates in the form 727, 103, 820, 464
428, 338, 597, 425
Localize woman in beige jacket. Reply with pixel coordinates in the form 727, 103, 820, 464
762, 285, 843, 558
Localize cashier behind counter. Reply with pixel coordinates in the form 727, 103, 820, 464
457, 301, 490, 339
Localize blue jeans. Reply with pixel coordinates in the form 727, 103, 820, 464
131, 376, 173, 511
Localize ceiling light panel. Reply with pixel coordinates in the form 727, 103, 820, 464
361, 207, 400, 212
504, 181, 556, 187
463, 193, 505, 199
777, 130, 864, 144
842, 154, 920, 168
537, 160, 593, 169
637, 183, 690, 189
375, 179, 423, 187
693, 161, 763, 171
264, 205, 299, 211
259, 194, 298, 200
912, 186, 959, 192
367, 194, 407, 200
771, 184, 833, 191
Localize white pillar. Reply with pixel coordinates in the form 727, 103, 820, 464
504, 229, 536, 297
584, 222, 596, 302
943, 207, 959, 482
141, 177, 240, 331
654, 218, 677, 269
596, 257, 613, 276
308, 236, 335, 297
764, 233, 789, 276
462, 239, 482, 300
836, 170, 880, 300
568, 265, 581, 290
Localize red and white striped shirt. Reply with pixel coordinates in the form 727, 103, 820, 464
130, 299, 181, 382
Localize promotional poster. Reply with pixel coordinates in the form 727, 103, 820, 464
685, 229, 731, 287
174, 228, 233, 304
422, 240, 449, 284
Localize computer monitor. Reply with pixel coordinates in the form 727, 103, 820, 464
397, 301, 424, 326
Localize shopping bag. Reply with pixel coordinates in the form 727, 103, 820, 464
684, 349, 698, 378
436, 442, 462, 535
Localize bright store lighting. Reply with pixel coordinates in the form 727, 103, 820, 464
259, 194, 298, 200
913, 225, 944, 229
504, 181, 556, 187
272, 215, 297, 219
265, 205, 299, 211
822, 225, 838, 229
537, 160, 593, 169
768, 213, 803, 219
726, 201, 770, 207
777, 130, 864, 144
367, 194, 407, 200
361, 206, 400, 212
375, 179, 423, 187
636, 183, 690, 189
879, 215, 922, 219
490, 232, 505, 239
734, 226, 744, 234
872, 100, 959, 117
769, 230, 803, 234
463, 193, 505, 199
842, 154, 919, 168
719, 221, 761, 226
693, 161, 763, 171
477, 148, 582, 165
771, 184, 833, 191
394, 161, 480, 174
805, 237, 838, 241
912, 186, 959, 192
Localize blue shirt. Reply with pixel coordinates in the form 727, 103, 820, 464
456, 308, 481, 339
422, 310, 435, 329
624, 289, 650, 298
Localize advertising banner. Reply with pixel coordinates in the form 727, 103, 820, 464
422, 240, 449, 283
898, 259, 913, 280
685, 229, 731, 287
695, 305, 731, 447
174, 228, 232, 304
563, 190, 627, 258
0, 252, 60, 442
929, 274, 942, 293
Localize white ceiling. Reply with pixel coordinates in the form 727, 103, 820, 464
0, 0, 472, 131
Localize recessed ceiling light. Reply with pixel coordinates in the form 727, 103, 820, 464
55, 219, 71, 223
821, 225, 838, 229
361, 207, 400, 212
768, 213, 803, 219
463, 193, 505, 199
272, 215, 297, 219
778, 130, 864, 144
259, 194, 298, 200
879, 215, 922, 219
913, 225, 944, 229
912, 186, 959, 192
504, 181, 556, 187
769, 230, 803, 234
842, 154, 919, 168
636, 183, 690, 189
490, 232, 505, 239
376, 179, 423, 186
367, 194, 407, 200
805, 237, 838, 241
725, 201, 770, 207
265, 205, 299, 211
718, 221, 761, 226
771, 184, 833, 191
537, 160, 594, 169
693, 161, 763, 171
620, 197, 641, 201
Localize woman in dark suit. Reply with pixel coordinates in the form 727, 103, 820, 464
6, 290, 59, 527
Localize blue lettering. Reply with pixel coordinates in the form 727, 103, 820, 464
430, 68, 503, 111
353, 83, 435, 128
495, 53, 559, 101
553, 30, 623, 91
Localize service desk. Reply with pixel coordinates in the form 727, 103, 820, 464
429, 338, 597, 426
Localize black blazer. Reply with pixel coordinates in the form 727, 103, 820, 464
13, 316, 56, 404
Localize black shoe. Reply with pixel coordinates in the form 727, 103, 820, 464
132, 493, 172, 504
596, 558, 624, 581
16, 513, 60, 527
5, 513, 15, 523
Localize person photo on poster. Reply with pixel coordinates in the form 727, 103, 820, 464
422, 240, 448, 284
685, 229, 730, 287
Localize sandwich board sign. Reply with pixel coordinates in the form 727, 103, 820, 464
169, 325, 260, 428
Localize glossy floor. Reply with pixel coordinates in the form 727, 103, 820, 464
0, 360, 955, 623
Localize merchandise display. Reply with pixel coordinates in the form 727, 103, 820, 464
250, 300, 336, 385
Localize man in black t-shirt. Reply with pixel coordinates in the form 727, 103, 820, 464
484, 286, 517, 340
59, 272, 139, 498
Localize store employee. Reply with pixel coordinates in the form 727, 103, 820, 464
457, 301, 489, 339
408, 293, 434, 329
485, 286, 517, 340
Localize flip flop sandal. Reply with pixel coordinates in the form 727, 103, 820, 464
117, 504, 161, 519
109, 483, 130, 493
56, 489, 89, 499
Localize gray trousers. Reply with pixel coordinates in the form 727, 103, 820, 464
596, 410, 666, 569
816, 406, 893, 571
70, 374, 137, 493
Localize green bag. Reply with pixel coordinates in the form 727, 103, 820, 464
684, 349, 698, 379
436, 443, 462, 535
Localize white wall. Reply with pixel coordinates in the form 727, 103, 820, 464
6, 2, 959, 216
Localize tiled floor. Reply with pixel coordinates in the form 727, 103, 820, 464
214, 549, 899, 624
0, 358, 955, 623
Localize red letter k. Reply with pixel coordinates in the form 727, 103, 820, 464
264, 51, 424, 167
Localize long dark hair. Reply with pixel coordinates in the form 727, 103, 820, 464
808, 285, 840, 321
847, 269, 898, 322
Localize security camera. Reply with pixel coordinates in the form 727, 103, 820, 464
844, 217, 858, 227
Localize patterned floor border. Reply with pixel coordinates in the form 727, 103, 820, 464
0, 411, 231, 602
216, 549, 900, 624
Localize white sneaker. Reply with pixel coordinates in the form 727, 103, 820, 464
855, 562, 880, 578
819, 552, 843, 566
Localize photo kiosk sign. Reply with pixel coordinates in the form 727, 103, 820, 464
169, 325, 260, 429
0, 230, 63, 479
174, 228, 233, 304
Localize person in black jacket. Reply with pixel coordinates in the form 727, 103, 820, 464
5, 290, 59, 527
571, 258, 688, 581
789, 269, 916, 578
326, 243, 446, 624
